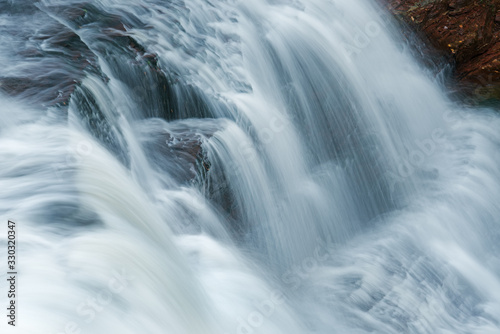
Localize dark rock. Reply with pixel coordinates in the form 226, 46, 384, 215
386, 0, 500, 100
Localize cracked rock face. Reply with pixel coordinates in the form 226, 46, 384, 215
387, 0, 500, 99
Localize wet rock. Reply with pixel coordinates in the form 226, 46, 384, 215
137, 118, 219, 183
386, 0, 500, 100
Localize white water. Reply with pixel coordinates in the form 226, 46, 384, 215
1, 0, 500, 333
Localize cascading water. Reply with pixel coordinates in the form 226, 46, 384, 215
1, 0, 500, 333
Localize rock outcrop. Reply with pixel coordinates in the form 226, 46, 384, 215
387, 0, 500, 99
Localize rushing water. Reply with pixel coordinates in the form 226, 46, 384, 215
1, 0, 500, 333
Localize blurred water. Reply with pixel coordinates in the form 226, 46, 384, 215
1, 0, 500, 333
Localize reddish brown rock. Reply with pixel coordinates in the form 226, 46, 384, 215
387, 0, 500, 99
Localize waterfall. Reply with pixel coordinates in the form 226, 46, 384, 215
1, 0, 500, 333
